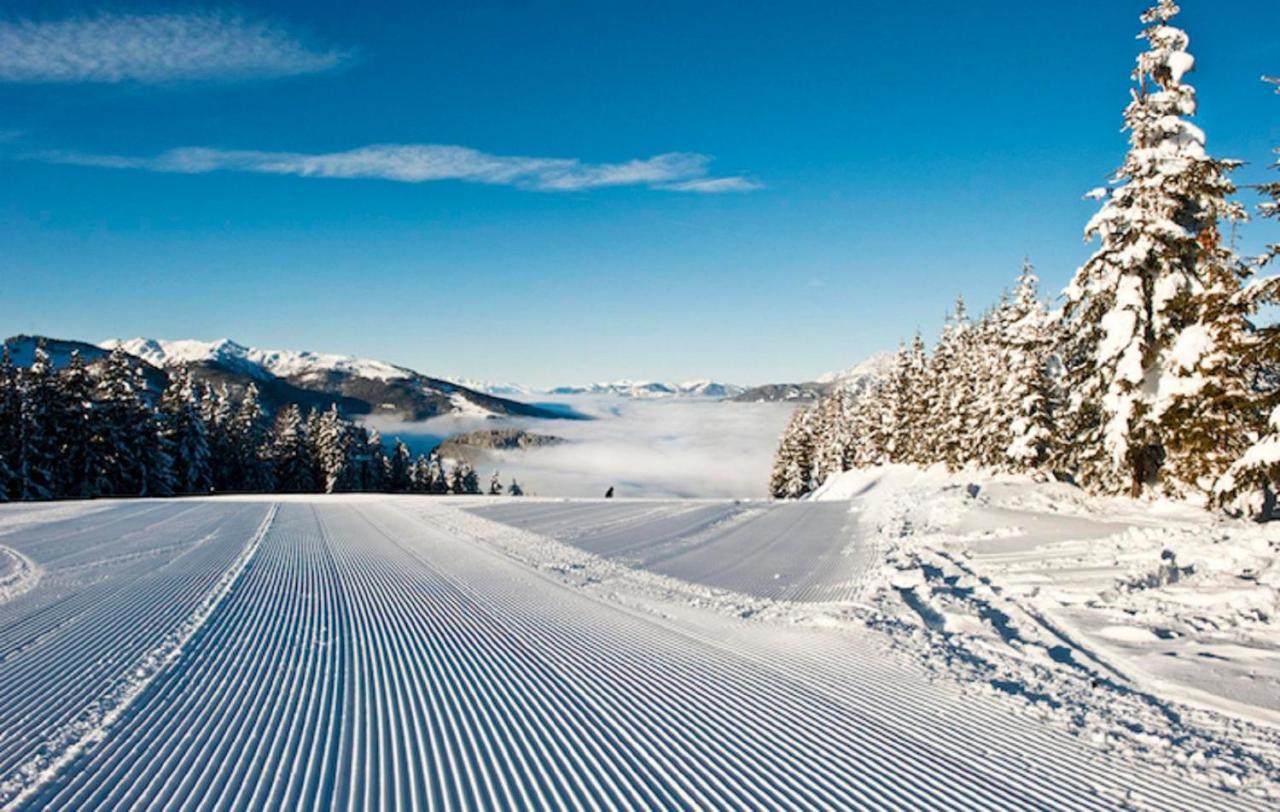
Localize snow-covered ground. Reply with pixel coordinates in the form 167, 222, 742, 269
0, 487, 1276, 808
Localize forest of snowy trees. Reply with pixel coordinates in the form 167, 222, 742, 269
0, 344, 526, 501
773, 1, 1280, 519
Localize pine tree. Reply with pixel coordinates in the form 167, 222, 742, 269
228, 383, 274, 492
16, 344, 58, 500
1001, 262, 1058, 471
930, 297, 975, 470
0, 347, 19, 500
387, 439, 413, 492
314, 405, 351, 494
409, 453, 431, 493
94, 348, 173, 496
54, 351, 103, 499
1061, 1, 1243, 496
509, 479, 524, 496
205, 384, 238, 492
427, 454, 449, 494
359, 428, 387, 492
1212, 77, 1280, 515
271, 404, 316, 492
159, 369, 212, 494
770, 407, 815, 498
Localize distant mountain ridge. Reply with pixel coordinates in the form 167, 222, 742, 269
546, 379, 746, 399
3, 334, 565, 423
731, 353, 893, 403
97, 337, 567, 422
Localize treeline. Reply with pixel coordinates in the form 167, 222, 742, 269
0, 344, 525, 501
773, 2, 1280, 518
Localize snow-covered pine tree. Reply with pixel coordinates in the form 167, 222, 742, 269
769, 406, 815, 498
387, 439, 413, 492
509, 479, 524, 496
1061, 0, 1243, 496
809, 390, 849, 487
427, 453, 448, 494
972, 303, 1014, 470
844, 379, 887, 469
228, 383, 274, 493
930, 297, 975, 470
271, 404, 316, 492
159, 369, 212, 494
488, 470, 504, 495
314, 405, 351, 494
16, 344, 58, 500
94, 347, 173, 496
451, 461, 480, 495
0, 348, 19, 500
1212, 78, 1280, 515
409, 453, 431, 493
54, 351, 103, 499
205, 384, 238, 492
358, 428, 387, 492
1001, 262, 1058, 472
880, 341, 917, 465
898, 332, 932, 466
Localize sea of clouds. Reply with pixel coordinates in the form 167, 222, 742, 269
365, 396, 798, 499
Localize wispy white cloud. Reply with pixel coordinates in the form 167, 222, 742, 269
659, 176, 762, 193
0, 12, 347, 83
36, 143, 760, 193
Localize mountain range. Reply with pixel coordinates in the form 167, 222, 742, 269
5, 333, 891, 411
3, 335, 566, 422
730, 353, 895, 403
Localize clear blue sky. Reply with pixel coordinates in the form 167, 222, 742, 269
1, 1, 1277, 386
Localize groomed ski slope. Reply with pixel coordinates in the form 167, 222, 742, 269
0, 496, 1262, 810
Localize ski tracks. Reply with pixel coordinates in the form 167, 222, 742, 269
1, 497, 1258, 810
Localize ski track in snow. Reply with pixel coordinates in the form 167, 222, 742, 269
0, 496, 1263, 809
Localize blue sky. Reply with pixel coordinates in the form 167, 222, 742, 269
1, 1, 1277, 386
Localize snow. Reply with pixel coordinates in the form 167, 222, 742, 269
815, 351, 895, 385
548, 379, 746, 398
805, 464, 1280, 799
101, 336, 415, 382
0, 493, 1272, 807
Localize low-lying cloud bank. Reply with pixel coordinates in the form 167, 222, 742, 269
366, 396, 797, 499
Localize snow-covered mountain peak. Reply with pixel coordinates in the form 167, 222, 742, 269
101, 337, 414, 383
815, 352, 896, 386
547, 379, 745, 398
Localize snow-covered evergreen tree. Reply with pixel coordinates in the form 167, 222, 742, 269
159, 369, 211, 494
387, 439, 413, 492
228, 383, 274, 492
1211, 77, 1280, 515
408, 453, 431, 493
1061, 0, 1244, 496
930, 297, 976, 470
1001, 262, 1058, 471
0, 348, 19, 501
16, 344, 58, 500
314, 405, 351, 494
770, 407, 815, 498
205, 384, 238, 492
54, 351, 103, 499
508, 479, 524, 496
357, 428, 387, 492
427, 453, 449, 494
94, 348, 173, 496
488, 470, 504, 495
271, 404, 316, 493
